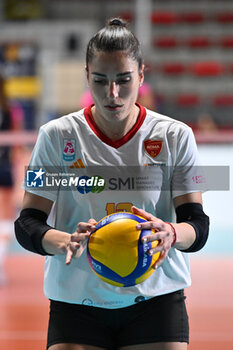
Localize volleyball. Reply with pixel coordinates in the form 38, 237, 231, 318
87, 212, 160, 287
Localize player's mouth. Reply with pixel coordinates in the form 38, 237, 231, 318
104, 104, 123, 111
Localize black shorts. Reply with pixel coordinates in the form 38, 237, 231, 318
47, 290, 189, 350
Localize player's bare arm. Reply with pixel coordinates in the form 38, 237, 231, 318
22, 191, 94, 262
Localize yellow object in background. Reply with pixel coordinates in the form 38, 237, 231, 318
5, 77, 41, 99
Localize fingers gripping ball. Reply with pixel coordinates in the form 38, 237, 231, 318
87, 212, 160, 287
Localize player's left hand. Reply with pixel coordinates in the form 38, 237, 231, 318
65, 219, 97, 265
131, 206, 176, 269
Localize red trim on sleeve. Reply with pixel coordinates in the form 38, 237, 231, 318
83, 104, 146, 149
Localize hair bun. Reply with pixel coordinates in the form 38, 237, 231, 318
108, 18, 126, 27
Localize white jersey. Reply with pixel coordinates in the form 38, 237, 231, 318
23, 104, 204, 309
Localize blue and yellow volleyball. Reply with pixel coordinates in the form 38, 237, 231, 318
87, 212, 160, 287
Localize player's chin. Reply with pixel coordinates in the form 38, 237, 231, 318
103, 107, 126, 120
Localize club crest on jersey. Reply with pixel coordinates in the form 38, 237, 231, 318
63, 139, 76, 161
144, 140, 162, 158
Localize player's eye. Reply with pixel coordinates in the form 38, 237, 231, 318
93, 79, 107, 85
116, 77, 131, 84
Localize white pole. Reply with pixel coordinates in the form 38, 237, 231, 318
135, 0, 152, 56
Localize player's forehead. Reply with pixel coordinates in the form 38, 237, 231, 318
88, 50, 139, 77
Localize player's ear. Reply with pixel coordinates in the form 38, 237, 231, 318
85, 66, 89, 81
139, 64, 144, 86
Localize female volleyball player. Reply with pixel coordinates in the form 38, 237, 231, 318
15, 18, 209, 350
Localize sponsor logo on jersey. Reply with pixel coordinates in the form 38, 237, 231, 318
70, 158, 85, 168
143, 161, 166, 166
134, 295, 146, 303
26, 168, 45, 187
63, 139, 76, 161
144, 140, 162, 158
82, 298, 93, 306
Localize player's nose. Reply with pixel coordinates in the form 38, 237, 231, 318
107, 81, 119, 99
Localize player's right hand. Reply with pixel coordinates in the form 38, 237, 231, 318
65, 219, 97, 265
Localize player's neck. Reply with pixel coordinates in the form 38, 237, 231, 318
91, 105, 139, 141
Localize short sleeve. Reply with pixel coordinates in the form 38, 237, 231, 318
22, 125, 61, 202
171, 126, 206, 198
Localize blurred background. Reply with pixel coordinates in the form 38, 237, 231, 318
0, 0, 232, 349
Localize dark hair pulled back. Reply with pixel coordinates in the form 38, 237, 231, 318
86, 17, 143, 70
